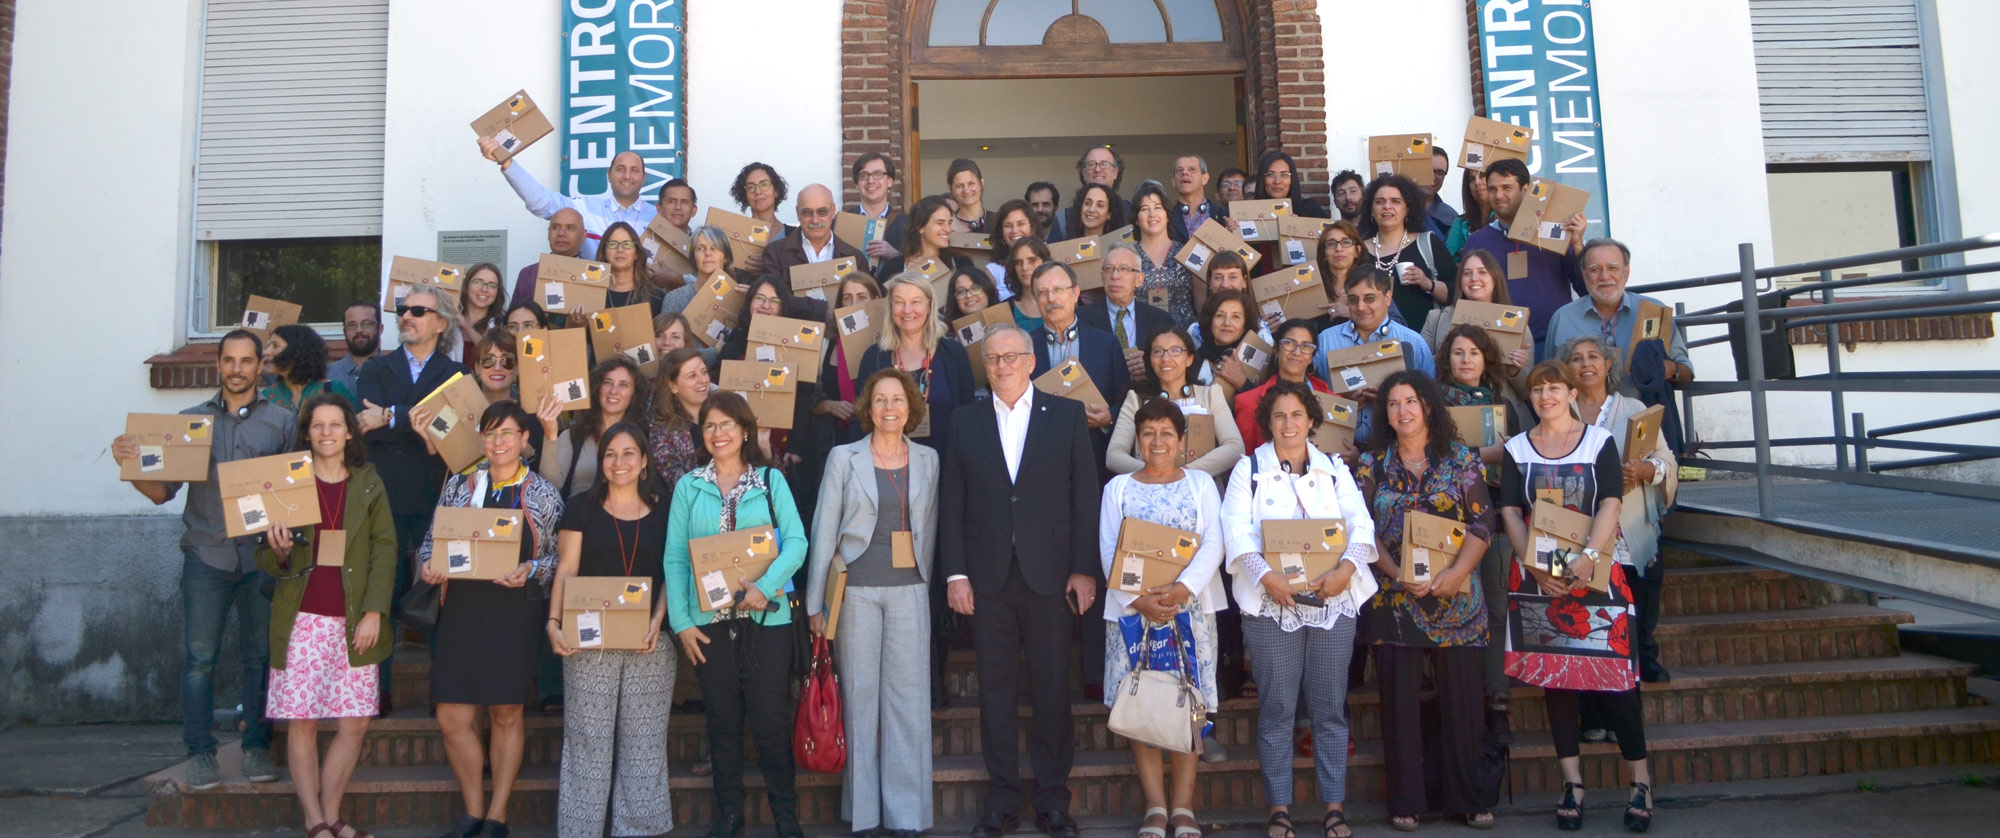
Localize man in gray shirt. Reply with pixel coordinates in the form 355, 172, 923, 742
325, 300, 382, 395
110, 330, 296, 791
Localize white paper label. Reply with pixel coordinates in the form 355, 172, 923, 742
1374, 160, 1393, 176
557, 377, 588, 405
804, 288, 827, 301
959, 322, 986, 345
1119, 553, 1146, 593
1338, 366, 1368, 391
701, 569, 731, 610
242, 310, 272, 330
704, 319, 730, 342
236, 494, 269, 532
753, 345, 778, 363
1185, 243, 1213, 271
427, 405, 458, 440
1285, 240, 1308, 264
138, 445, 166, 473
623, 343, 655, 366
575, 610, 603, 648
1238, 220, 1261, 240
1278, 553, 1308, 588
1541, 222, 1566, 241
1464, 143, 1487, 168
493, 128, 522, 153
446, 540, 473, 574
1409, 547, 1433, 583
542, 281, 568, 311
1262, 300, 1285, 320
1534, 534, 1559, 571
392, 284, 412, 308
839, 309, 870, 335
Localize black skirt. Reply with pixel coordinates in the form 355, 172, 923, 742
430, 579, 541, 706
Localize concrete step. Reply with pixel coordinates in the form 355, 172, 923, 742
148, 704, 2000, 829
285, 653, 1979, 769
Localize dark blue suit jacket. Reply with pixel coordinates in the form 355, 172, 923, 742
1031, 322, 1129, 481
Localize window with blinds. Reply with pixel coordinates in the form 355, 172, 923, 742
194, 0, 388, 240
1751, 0, 1933, 164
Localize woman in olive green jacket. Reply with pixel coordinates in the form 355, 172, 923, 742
255, 394, 398, 838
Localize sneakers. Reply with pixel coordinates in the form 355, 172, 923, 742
241, 748, 280, 782
1200, 732, 1229, 763
184, 752, 221, 790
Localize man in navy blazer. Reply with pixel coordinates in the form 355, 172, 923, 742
355, 287, 469, 596
940, 324, 1099, 838
1028, 261, 1130, 479
1077, 241, 1175, 382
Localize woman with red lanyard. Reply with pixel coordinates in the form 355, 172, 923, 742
415, 401, 564, 838
856, 273, 976, 455
258, 394, 397, 838
813, 274, 884, 448
546, 420, 675, 837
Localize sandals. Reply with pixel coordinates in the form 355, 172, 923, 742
1624, 782, 1653, 833
1321, 808, 1352, 838
1556, 782, 1585, 831
1265, 810, 1296, 838
307, 825, 335, 838
1139, 807, 1169, 838
1463, 811, 1495, 830
328, 821, 373, 838
1172, 807, 1203, 838
1387, 815, 1418, 832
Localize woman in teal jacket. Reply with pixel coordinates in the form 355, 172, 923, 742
664, 390, 809, 838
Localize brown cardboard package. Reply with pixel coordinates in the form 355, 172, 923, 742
1624, 404, 1665, 463
948, 231, 994, 253
1506, 178, 1590, 254
1626, 299, 1674, 370
1111, 518, 1201, 595
426, 506, 526, 581
1527, 500, 1593, 578
1449, 300, 1532, 356
1176, 219, 1261, 282
832, 212, 889, 253
1260, 519, 1349, 591
1033, 358, 1108, 412
745, 313, 827, 385
469, 90, 553, 164
1251, 263, 1329, 323
413, 372, 490, 473
588, 303, 662, 375
1179, 414, 1218, 467
1322, 340, 1408, 393
682, 273, 748, 348
121, 413, 215, 483
216, 452, 321, 538
1221, 332, 1276, 391
952, 303, 1016, 390
1311, 393, 1360, 456
717, 360, 799, 430
834, 300, 887, 377
516, 328, 592, 411
690, 526, 781, 611
1447, 404, 1508, 449
238, 295, 301, 340
704, 208, 774, 272
1044, 236, 1104, 290
1400, 510, 1466, 586
823, 558, 851, 640
385, 257, 468, 311
535, 254, 612, 316
1460, 115, 1533, 171
900, 256, 953, 302
788, 256, 859, 303
1276, 216, 1334, 266
1102, 225, 1136, 247
1228, 199, 1292, 241
643, 216, 696, 281
562, 576, 653, 651
1368, 134, 1436, 181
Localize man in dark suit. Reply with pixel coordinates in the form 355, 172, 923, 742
355, 285, 469, 622
1078, 241, 1174, 382
941, 324, 1099, 838
758, 183, 871, 285
1029, 262, 1130, 468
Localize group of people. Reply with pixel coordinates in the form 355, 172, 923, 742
114, 136, 1693, 838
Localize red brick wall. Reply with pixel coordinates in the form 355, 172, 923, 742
1269, 1, 1329, 208
0, 0, 15, 245
840, 0, 907, 210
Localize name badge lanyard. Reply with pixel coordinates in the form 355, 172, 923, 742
316, 479, 348, 568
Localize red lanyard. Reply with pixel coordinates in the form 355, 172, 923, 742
610, 510, 642, 577
884, 465, 909, 529
901, 351, 935, 397
318, 479, 347, 534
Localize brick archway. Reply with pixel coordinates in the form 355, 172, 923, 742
840, 1, 1329, 209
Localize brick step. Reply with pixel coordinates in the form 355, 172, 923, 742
150, 704, 2000, 829
1656, 565, 1822, 617
281, 652, 1975, 771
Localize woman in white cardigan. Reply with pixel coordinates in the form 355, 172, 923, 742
1098, 397, 1228, 838
1221, 378, 1377, 838
1108, 327, 1247, 480
1560, 335, 1679, 684
805, 368, 939, 837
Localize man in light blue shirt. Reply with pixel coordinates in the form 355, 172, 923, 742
477, 139, 656, 260
1316, 269, 1435, 441
1544, 238, 1694, 398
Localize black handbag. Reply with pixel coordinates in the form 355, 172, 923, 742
396, 575, 441, 633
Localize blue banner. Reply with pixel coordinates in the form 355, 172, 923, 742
562, 0, 685, 201
1475, 0, 1611, 235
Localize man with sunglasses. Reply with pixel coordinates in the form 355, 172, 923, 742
355, 287, 469, 679
758, 183, 871, 295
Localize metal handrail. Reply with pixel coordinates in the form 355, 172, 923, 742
1628, 232, 2000, 295
1674, 288, 2000, 328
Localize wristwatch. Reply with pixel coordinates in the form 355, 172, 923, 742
1580, 547, 1603, 563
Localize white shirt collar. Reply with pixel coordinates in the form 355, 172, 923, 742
994, 386, 1034, 414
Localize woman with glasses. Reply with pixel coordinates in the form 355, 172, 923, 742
730, 162, 793, 274
1109, 327, 1244, 481
718, 276, 820, 470
814, 275, 886, 448
1232, 319, 1333, 450
1131, 182, 1200, 329
459, 262, 508, 354
416, 401, 564, 838
503, 301, 549, 335
875, 195, 974, 284
984, 200, 1039, 298
942, 267, 1002, 326
664, 392, 810, 838
538, 357, 651, 499
599, 221, 664, 315
1315, 220, 1366, 326
858, 274, 977, 456
1359, 174, 1455, 328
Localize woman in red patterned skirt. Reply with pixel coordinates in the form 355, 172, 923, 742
1499, 361, 1655, 833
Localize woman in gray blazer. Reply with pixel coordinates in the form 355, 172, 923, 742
806, 367, 939, 838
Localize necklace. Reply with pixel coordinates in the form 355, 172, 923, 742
1370, 231, 1411, 273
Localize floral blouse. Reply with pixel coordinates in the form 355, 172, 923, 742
647, 423, 701, 493
1137, 241, 1199, 330
1354, 441, 1495, 647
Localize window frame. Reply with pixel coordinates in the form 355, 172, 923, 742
910, 0, 1246, 79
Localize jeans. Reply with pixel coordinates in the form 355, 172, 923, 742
180, 549, 272, 756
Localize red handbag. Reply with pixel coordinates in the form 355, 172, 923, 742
793, 634, 846, 773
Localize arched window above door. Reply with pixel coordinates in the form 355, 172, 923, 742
912, 0, 1243, 77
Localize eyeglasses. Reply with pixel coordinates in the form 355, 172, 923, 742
857, 170, 891, 183
1277, 338, 1314, 355
798, 207, 833, 219
1084, 161, 1117, 172
601, 240, 637, 251
744, 180, 775, 193
480, 355, 516, 370
1102, 265, 1143, 278
1033, 284, 1076, 300
1325, 239, 1358, 250
343, 319, 379, 330
701, 420, 741, 435
469, 279, 502, 291
396, 305, 437, 319
953, 286, 985, 300
984, 351, 1032, 366
752, 295, 783, 308
480, 429, 523, 442
1263, 170, 1294, 181
1150, 346, 1188, 359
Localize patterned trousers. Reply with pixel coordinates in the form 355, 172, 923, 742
1242, 614, 1356, 806
558, 643, 677, 837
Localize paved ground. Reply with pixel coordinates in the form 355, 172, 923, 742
2, 724, 1994, 837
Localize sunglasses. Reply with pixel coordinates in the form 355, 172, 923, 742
396, 305, 437, 318
480, 355, 516, 370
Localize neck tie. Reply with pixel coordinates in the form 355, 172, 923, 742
1114, 308, 1130, 351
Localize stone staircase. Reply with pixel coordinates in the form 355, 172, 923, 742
145, 561, 2000, 830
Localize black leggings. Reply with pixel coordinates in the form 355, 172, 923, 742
1546, 687, 1647, 761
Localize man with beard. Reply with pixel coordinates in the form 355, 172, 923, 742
326, 300, 381, 394
479, 141, 656, 261
1464, 157, 1587, 350
110, 330, 296, 790
1025, 181, 1060, 237
1330, 169, 1365, 223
